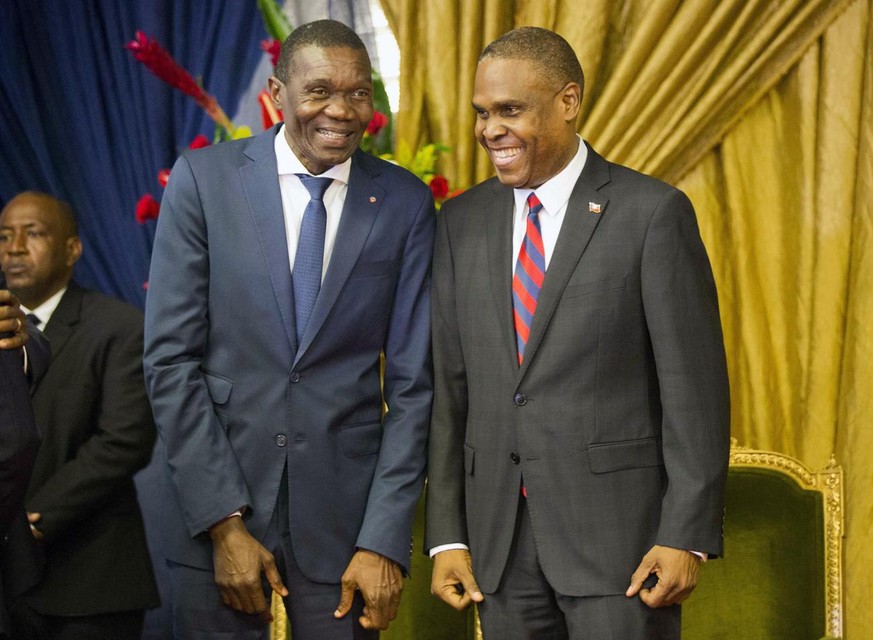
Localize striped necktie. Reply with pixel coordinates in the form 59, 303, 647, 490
512, 193, 546, 365
293, 174, 332, 343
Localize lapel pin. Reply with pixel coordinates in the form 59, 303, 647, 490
369, 196, 377, 203
589, 202, 602, 214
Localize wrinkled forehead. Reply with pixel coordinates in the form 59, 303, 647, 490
290, 45, 372, 76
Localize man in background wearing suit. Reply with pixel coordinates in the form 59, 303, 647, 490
143, 20, 433, 640
0, 281, 48, 638
0, 192, 159, 639
426, 27, 730, 638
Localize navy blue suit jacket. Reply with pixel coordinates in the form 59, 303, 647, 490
0, 288, 48, 633
144, 126, 434, 582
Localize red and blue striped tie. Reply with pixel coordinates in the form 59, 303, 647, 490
513, 193, 546, 365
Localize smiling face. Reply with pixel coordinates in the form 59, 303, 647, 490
0, 193, 81, 309
269, 45, 373, 175
473, 56, 581, 189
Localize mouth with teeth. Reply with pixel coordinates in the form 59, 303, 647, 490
317, 127, 355, 145
488, 146, 522, 169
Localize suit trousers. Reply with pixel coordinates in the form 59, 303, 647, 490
7, 600, 144, 640
477, 496, 680, 640
166, 464, 377, 640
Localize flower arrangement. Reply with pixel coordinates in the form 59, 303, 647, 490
129, 0, 459, 228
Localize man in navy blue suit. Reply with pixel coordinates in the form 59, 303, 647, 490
0, 278, 48, 637
144, 20, 434, 640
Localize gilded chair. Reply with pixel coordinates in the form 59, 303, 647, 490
681, 439, 844, 639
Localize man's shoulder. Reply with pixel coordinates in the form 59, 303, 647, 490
73, 287, 144, 329
439, 176, 503, 218
354, 151, 432, 196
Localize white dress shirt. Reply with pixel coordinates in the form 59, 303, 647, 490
274, 124, 351, 281
510, 135, 587, 272
22, 285, 67, 326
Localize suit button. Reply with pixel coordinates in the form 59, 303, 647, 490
514, 393, 527, 406
290, 372, 300, 383
275, 435, 287, 447
510, 452, 520, 464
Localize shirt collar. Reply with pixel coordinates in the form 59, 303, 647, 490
23, 285, 67, 326
274, 123, 352, 184
513, 135, 588, 216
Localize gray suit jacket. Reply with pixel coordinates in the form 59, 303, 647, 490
144, 126, 434, 582
425, 144, 730, 596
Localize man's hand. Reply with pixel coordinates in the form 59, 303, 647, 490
431, 548, 484, 611
27, 511, 44, 541
209, 516, 288, 620
625, 544, 701, 607
0, 289, 28, 350
335, 549, 404, 630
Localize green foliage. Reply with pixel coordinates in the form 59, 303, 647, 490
257, 0, 293, 41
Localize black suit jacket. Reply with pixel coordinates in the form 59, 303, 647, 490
426, 144, 730, 596
20, 283, 159, 615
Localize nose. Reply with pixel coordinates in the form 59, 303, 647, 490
7, 231, 27, 254
480, 117, 506, 141
323, 95, 354, 120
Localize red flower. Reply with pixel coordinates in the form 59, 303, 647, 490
188, 134, 210, 149
135, 193, 161, 224
157, 169, 171, 188
429, 175, 449, 199
125, 31, 215, 112
125, 31, 235, 134
367, 111, 388, 136
260, 39, 281, 67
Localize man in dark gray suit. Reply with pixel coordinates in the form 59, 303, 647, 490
425, 27, 730, 638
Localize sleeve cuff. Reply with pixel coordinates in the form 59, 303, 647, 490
429, 542, 469, 558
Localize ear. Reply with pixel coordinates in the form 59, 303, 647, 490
560, 82, 582, 123
65, 236, 82, 267
267, 76, 284, 109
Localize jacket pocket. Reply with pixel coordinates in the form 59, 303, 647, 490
464, 444, 475, 475
203, 371, 232, 405
587, 437, 663, 474
349, 259, 397, 280
340, 422, 383, 457
563, 275, 627, 299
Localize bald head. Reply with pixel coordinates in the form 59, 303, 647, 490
0, 191, 82, 308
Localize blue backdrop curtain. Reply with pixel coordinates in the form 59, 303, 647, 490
0, 0, 267, 308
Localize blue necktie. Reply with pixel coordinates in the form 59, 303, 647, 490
293, 175, 332, 343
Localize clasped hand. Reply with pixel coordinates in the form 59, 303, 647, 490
430, 548, 484, 611
209, 517, 288, 621
335, 549, 404, 630
0, 289, 28, 351
625, 544, 701, 607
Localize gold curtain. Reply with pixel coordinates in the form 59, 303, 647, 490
381, 0, 872, 635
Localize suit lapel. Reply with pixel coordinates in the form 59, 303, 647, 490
240, 126, 298, 354
294, 152, 384, 364
485, 182, 519, 370
518, 144, 612, 381
42, 284, 82, 364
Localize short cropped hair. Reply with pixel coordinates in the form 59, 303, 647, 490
275, 19, 369, 82
480, 26, 584, 95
